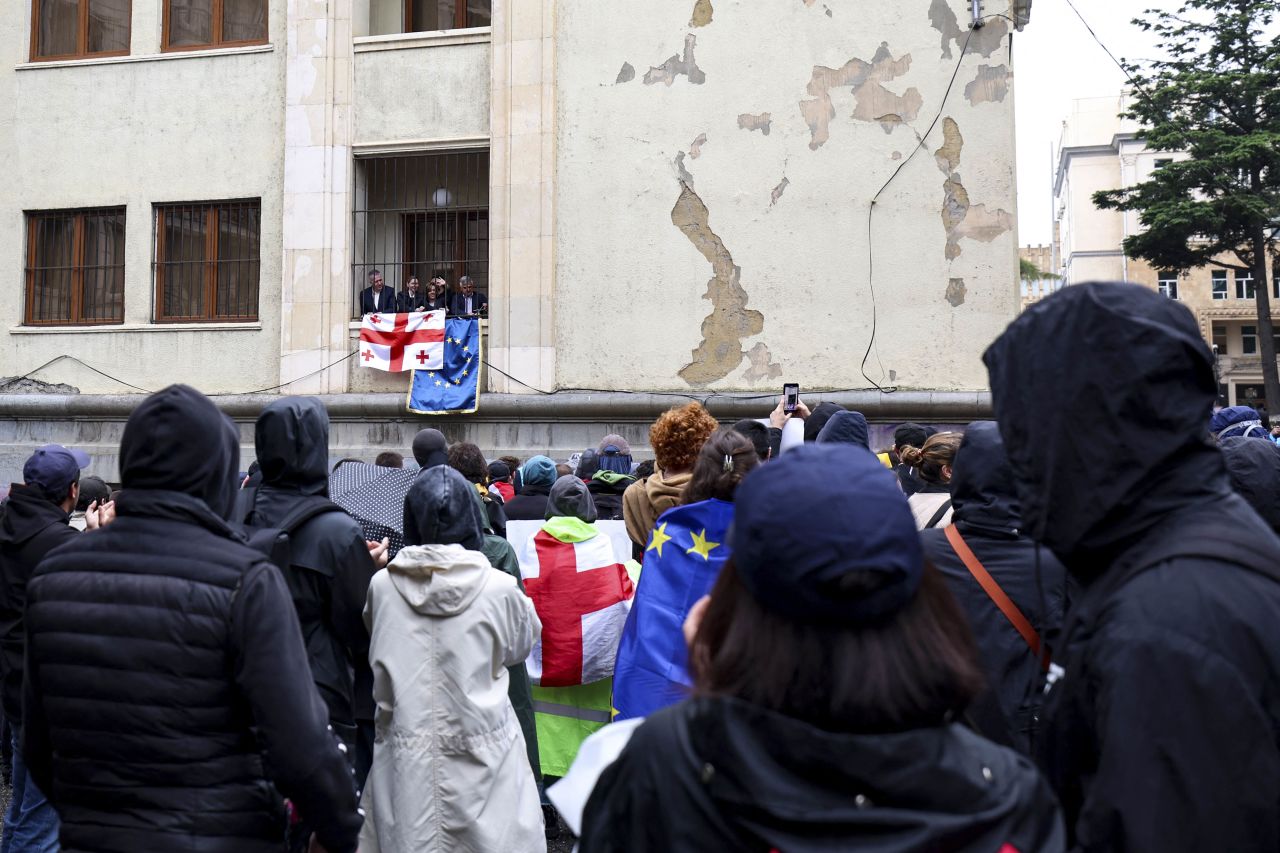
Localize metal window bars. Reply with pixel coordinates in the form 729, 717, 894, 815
352, 150, 489, 318
24, 206, 126, 325
153, 199, 261, 322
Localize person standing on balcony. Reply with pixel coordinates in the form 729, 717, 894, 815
449, 276, 488, 317
360, 269, 395, 315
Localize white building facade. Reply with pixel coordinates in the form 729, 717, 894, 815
1, 0, 1031, 476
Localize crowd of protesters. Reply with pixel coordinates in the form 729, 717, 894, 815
2, 282, 1280, 852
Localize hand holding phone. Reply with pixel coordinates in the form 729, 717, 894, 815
783, 383, 800, 414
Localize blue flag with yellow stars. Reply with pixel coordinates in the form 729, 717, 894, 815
611, 498, 735, 720
406, 316, 481, 414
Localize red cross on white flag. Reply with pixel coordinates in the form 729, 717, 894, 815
519, 530, 635, 687
358, 310, 445, 372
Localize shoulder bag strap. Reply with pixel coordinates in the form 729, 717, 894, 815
924, 498, 953, 529
945, 524, 1050, 673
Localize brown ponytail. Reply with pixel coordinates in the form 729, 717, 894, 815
903, 432, 961, 485
683, 427, 760, 504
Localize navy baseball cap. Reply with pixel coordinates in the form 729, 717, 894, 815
23, 444, 91, 500
730, 444, 923, 625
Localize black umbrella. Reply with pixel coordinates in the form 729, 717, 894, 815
328, 463, 418, 556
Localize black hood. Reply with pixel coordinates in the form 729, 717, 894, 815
0, 484, 68, 546
118, 385, 241, 521
1221, 436, 1280, 534
546, 475, 598, 522
403, 465, 485, 550
949, 421, 1020, 537
984, 283, 1229, 573
804, 403, 844, 443
815, 410, 871, 450
412, 428, 449, 470
685, 697, 1058, 850
255, 397, 330, 496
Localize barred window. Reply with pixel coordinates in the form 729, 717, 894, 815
163, 0, 267, 50
31, 0, 130, 61
352, 150, 489, 318
24, 207, 125, 325
154, 200, 260, 322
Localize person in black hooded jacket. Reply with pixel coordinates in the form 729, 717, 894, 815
815, 409, 872, 449
240, 397, 382, 802
1220, 436, 1280, 534
985, 282, 1280, 853
579, 446, 1063, 853
21, 385, 362, 853
919, 421, 1068, 755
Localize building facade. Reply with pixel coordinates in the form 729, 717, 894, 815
1053, 93, 1279, 407
2, 0, 1030, 478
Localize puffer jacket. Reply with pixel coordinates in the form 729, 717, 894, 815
0, 483, 77, 727
22, 385, 361, 853
986, 282, 1280, 852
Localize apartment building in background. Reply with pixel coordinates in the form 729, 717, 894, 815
1053, 93, 1278, 407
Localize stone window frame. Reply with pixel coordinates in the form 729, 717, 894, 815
29, 0, 131, 62
23, 206, 127, 326
153, 199, 261, 324
1212, 269, 1229, 300
162, 0, 267, 53
1235, 269, 1256, 300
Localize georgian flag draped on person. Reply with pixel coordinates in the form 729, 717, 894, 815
611, 498, 734, 721
518, 518, 635, 687
358, 310, 444, 372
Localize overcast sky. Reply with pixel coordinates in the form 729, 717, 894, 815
1013, 0, 1164, 245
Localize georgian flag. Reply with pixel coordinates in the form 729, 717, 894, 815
358, 310, 445, 372
519, 529, 635, 687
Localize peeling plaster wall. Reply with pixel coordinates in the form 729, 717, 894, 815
0, 6, 286, 395
554, 0, 1020, 392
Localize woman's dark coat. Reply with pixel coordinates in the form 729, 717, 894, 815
920, 422, 1068, 755
580, 696, 1063, 852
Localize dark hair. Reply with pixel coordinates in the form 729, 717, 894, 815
683, 427, 760, 505
633, 459, 655, 479
374, 451, 404, 469
898, 432, 961, 485
894, 423, 930, 452
731, 419, 771, 461
690, 561, 983, 733
556, 462, 573, 478
576, 449, 601, 480
75, 475, 111, 512
499, 455, 521, 471
447, 442, 489, 484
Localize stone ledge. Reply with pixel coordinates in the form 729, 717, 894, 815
0, 390, 991, 422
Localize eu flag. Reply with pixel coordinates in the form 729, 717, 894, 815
406, 317, 481, 414
611, 498, 735, 720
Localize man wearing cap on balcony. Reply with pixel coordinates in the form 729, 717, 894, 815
0, 444, 92, 851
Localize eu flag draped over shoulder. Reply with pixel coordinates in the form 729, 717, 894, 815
406, 317, 481, 414
611, 498, 735, 720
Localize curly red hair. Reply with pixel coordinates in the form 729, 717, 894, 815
649, 402, 719, 473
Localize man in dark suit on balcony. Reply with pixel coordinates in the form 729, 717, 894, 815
359, 270, 396, 315
448, 276, 488, 317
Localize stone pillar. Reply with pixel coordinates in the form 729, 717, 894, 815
281, 0, 355, 393
487, 0, 556, 392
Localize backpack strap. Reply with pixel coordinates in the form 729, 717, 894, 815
946, 524, 1051, 673
274, 495, 345, 535
924, 498, 953, 530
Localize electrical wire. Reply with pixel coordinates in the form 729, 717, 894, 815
1062, 0, 1144, 91
863, 20, 987, 393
